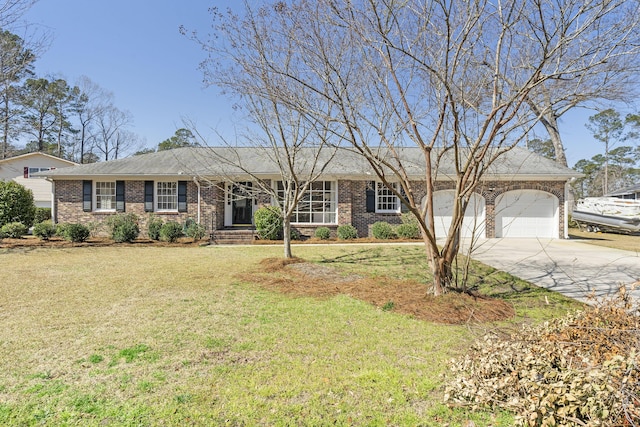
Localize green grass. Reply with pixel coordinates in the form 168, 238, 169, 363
0, 244, 580, 426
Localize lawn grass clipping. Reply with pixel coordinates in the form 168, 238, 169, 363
0, 244, 579, 426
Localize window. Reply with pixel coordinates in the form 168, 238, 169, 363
26, 167, 50, 178
156, 181, 178, 211
277, 180, 337, 224
95, 182, 116, 211
376, 182, 400, 213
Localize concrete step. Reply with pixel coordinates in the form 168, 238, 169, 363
210, 229, 257, 245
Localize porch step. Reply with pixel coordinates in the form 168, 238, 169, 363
210, 229, 257, 245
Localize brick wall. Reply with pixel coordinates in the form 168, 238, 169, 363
55, 180, 221, 237
55, 178, 567, 239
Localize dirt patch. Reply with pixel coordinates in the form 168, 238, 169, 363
243, 258, 515, 325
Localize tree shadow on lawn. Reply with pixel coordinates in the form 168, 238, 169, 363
240, 256, 516, 325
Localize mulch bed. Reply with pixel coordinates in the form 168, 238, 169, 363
0, 236, 205, 249
243, 257, 515, 325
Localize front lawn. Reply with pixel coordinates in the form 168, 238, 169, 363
0, 244, 580, 426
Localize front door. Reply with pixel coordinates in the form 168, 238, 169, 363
230, 182, 254, 226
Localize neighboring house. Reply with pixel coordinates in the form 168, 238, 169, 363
607, 184, 640, 200
37, 146, 579, 239
0, 152, 77, 208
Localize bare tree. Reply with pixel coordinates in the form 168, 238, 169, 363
197, 0, 638, 295
524, 1, 640, 166
70, 76, 111, 163
0, 0, 37, 29
185, 7, 340, 258
94, 105, 136, 161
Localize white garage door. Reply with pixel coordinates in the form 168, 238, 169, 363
432, 190, 486, 239
495, 190, 558, 238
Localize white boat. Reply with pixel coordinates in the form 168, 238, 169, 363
572, 197, 640, 233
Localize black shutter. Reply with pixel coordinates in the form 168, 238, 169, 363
144, 181, 154, 212
82, 180, 92, 212
400, 187, 409, 213
365, 181, 376, 213
178, 181, 187, 212
116, 181, 125, 212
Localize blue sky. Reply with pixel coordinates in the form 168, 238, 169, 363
23, 0, 242, 150
23, 0, 607, 166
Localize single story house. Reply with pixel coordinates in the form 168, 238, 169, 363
36, 146, 579, 239
0, 152, 77, 208
607, 184, 640, 200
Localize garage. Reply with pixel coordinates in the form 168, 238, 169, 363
432, 190, 486, 239
495, 190, 558, 238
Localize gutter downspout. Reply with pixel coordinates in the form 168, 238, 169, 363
46, 178, 56, 224
193, 177, 201, 224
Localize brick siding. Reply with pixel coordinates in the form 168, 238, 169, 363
54, 178, 567, 239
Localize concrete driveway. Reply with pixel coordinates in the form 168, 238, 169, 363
463, 238, 640, 303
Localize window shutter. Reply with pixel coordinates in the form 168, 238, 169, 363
23, 167, 29, 178
116, 181, 125, 212
365, 181, 376, 213
144, 181, 154, 212
82, 180, 92, 212
400, 187, 409, 213
178, 181, 187, 212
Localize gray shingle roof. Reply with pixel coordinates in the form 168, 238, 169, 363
36, 146, 579, 180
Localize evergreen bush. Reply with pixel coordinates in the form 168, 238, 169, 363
185, 221, 206, 241
33, 207, 51, 224
254, 206, 282, 240
396, 223, 420, 239
337, 224, 357, 240
314, 226, 331, 240
160, 221, 183, 242
371, 221, 396, 239
106, 213, 140, 243
0, 181, 36, 228
33, 220, 56, 240
147, 215, 163, 240
61, 223, 90, 242
0, 221, 27, 238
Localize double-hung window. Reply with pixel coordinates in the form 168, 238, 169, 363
26, 167, 50, 178
144, 181, 187, 213
95, 182, 116, 211
156, 181, 178, 211
376, 182, 400, 213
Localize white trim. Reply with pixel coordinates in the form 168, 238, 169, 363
375, 181, 401, 214
93, 181, 117, 212
155, 181, 178, 212
275, 180, 338, 225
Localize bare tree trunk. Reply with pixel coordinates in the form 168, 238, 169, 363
540, 113, 568, 167
282, 216, 292, 259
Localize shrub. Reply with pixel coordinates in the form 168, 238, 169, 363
0, 221, 27, 238
314, 226, 331, 240
185, 221, 206, 241
289, 227, 301, 241
106, 213, 140, 243
396, 223, 420, 239
34, 207, 52, 224
33, 220, 56, 240
254, 206, 282, 240
160, 221, 183, 242
337, 224, 357, 240
371, 221, 396, 239
60, 223, 90, 242
147, 215, 163, 240
0, 181, 36, 228
445, 287, 640, 426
